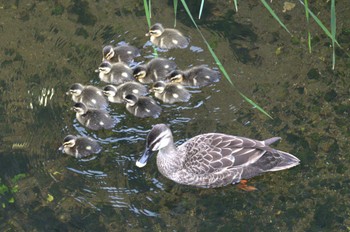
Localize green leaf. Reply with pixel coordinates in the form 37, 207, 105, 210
143, 0, 151, 28
260, 0, 290, 34
198, 0, 205, 19
180, 0, 272, 118
330, 0, 336, 70
47, 193, 54, 202
173, 0, 178, 27
8, 197, 15, 203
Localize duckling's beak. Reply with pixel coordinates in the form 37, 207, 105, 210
145, 32, 150, 36
136, 147, 153, 168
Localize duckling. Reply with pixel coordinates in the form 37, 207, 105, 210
96, 61, 135, 85
72, 102, 116, 130
124, 94, 162, 118
59, 135, 102, 158
67, 83, 108, 109
102, 44, 140, 64
136, 124, 300, 189
103, 82, 148, 104
151, 81, 191, 104
133, 58, 177, 84
168, 65, 221, 87
146, 23, 189, 49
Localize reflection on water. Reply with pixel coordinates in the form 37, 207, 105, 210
1, 1, 350, 231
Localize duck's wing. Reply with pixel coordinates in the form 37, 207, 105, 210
181, 133, 275, 175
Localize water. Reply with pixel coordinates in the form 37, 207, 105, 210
1, 1, 350, 231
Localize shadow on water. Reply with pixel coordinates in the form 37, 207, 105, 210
0, 0, 350, 231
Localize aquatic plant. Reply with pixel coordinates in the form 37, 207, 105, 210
143, 0, 272, 118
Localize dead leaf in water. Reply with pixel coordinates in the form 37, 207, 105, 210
283, 2, 296, 13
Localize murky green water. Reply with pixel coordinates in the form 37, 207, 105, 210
1, 1, 350, 231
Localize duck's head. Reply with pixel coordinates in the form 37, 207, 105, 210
72, 102, 88, 114
102, 45, 115, 60
103, 85, 117, 97
136, 124, 173, 168
97, 61, 112, 74
145, 23, 164, 37
150, 81, 166, 93
123, 94, 138, 106
67, 83, 84, 96
168, 70, 184, 83
62, 135, 76, 148
133, 66, 147, 80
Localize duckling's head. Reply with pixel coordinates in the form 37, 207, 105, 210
98, 61, 113, 74
151, 81, 166, 93
133, 66, 147, 80
123, 94, 138, 106
103, 85, 117, 97
73, 102, 88, 114
67, 83, 84, 96
136, 124, 173, 168
62, 135, 77, 148
146, 23, 164, 37
102, 45, 115, 60
168, 70, 184, 83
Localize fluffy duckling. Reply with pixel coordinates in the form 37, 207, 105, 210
133, 58, 177, 84
151, 81, 191, 104
72, 102, 116, 130
168, 66, 221, 87
146, 23, 189, 49
67, 83, 108, 109
59, 135, 102, 158
102, 44, 140, 64
96, 61, 135, 85
124, 94, 162, 118
103, 82, 148, 104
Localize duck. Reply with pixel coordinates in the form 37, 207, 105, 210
136, 124, 300, 189
123, 94, 162, 118
96, 61, 135, 85
150, 81, 191, 104
67, 83, 108, 109
102, 44, 140, 64
72, 102, 116, 130
103, 82, 148, 104
146, 23, 189, 49
59, 135, 102, 158
133, 58, 177, 84
168, 65, 221, 87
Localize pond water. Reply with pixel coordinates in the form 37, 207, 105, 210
1, 1, 350, 231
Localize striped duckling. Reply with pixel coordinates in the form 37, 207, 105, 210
133, 58, 177, 84
103, 82, 148, 104
102, 44, 140, 64
72, 102, 116, 130
168, 65, 221, 87
151, 81, 191, 104
59, 135, 102, 158
123, 94, 162, 118
146, 23, 189, 49
96, 61, 134, 85
67, 83, 108, 109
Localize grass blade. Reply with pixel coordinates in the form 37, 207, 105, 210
198, 0, 205, 19
298, 0, 340, 47
143, 0, 151, 28
174, 0, 178, 27
260, 0, 291, 34
303, 0, 312, 53
233, 0, 238, 12
331, 0, 336, 70
180, 0, 272, 118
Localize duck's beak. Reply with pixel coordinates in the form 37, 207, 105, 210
136, 147, 153, 168
145, 32, 150, 36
